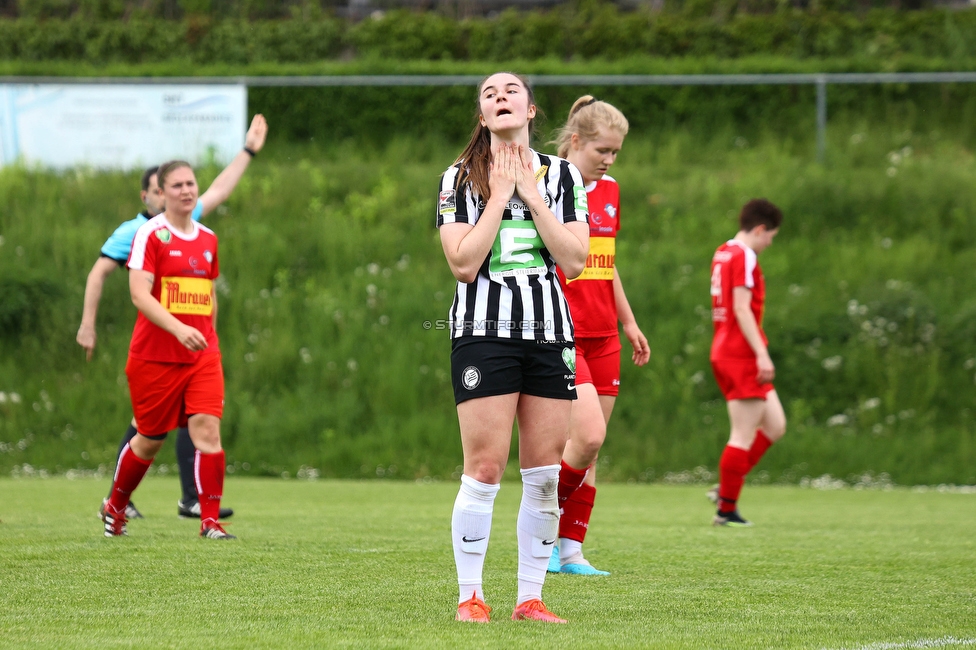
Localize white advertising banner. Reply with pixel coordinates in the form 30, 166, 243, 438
0, 84, 247, 169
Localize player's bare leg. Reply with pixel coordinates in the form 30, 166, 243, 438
758, 390, 786, 443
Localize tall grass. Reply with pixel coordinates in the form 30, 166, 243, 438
1, 123, 975, 484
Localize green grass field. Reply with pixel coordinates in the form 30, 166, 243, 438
2, 477, 974, 648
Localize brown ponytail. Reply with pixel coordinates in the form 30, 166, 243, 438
453, 72, 536, 202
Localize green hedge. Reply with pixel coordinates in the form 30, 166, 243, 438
247, 81, 976, 147
2, 8, 976, 63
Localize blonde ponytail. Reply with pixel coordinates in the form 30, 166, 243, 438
552, 96, 629, 158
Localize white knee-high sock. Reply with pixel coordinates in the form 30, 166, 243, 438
452, 474, 500, 604
516, 464, 560, 605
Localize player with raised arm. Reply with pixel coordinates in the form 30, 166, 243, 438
437, 72, 589, 623
101, 159, 236, 540
83, 115, 266, 521
709, 199, 786, 526
548, 96, 650, 576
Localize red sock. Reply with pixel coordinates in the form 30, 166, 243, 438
747, 429, 773, 471
195, 450, 225, 527
559, 483, 596, 542
557, 460, 589, 508
107, 444, 153, 514
717, 446, 750, 513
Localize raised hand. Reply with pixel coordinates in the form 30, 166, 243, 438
245, 114, 268, 153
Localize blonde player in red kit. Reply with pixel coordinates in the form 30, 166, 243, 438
550, 96, 650, 574
709, 199, 786, 526
101, 160, 233, 540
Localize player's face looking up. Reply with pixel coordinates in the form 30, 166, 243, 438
478, 73, 536, 139
569, 126, 624, 184
142, 174, 165, 216
161, 166, 199, 217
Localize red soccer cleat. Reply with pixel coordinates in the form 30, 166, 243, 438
456, 594, 491, 623
100, 503, 127, 537
511, 599, 567, 623
200, 521, 237, 540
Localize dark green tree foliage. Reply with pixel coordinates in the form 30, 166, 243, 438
2, 6, 976, 62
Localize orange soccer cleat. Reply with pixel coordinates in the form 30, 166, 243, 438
455, 594, 492, 623
511, 599, 567, 623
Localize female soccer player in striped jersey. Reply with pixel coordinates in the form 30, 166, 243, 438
437, 72, 589, 623
101, 160, 234, 540
548, 97, 650, 576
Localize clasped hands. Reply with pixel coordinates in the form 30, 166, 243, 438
488, 142, 538, 204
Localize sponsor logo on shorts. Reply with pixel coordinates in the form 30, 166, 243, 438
612, 378, 620, 386
155, 229, 171, 243
461, 366, 481, 390
562, 347, 576, 373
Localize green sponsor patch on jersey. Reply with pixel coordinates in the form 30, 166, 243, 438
573, 186, 588, 212
490, 221, 546, 278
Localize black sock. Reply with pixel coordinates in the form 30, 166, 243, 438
175, 427, 197, 503
108, 423, 139, 499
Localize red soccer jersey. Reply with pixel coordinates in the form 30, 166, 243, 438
710, 239, 767, 360
127, 215, 220, 364
558, 176, 620, 337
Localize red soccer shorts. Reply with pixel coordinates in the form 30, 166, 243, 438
711, 357, 774, 401
575, 335, 622, 396
125, 351, 225, 437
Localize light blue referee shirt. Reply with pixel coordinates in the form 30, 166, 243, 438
99, 199, 204, 264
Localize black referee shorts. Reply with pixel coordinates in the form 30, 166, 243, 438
450, 337, 577, 405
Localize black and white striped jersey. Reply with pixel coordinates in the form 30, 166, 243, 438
436, 149, 588, 341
